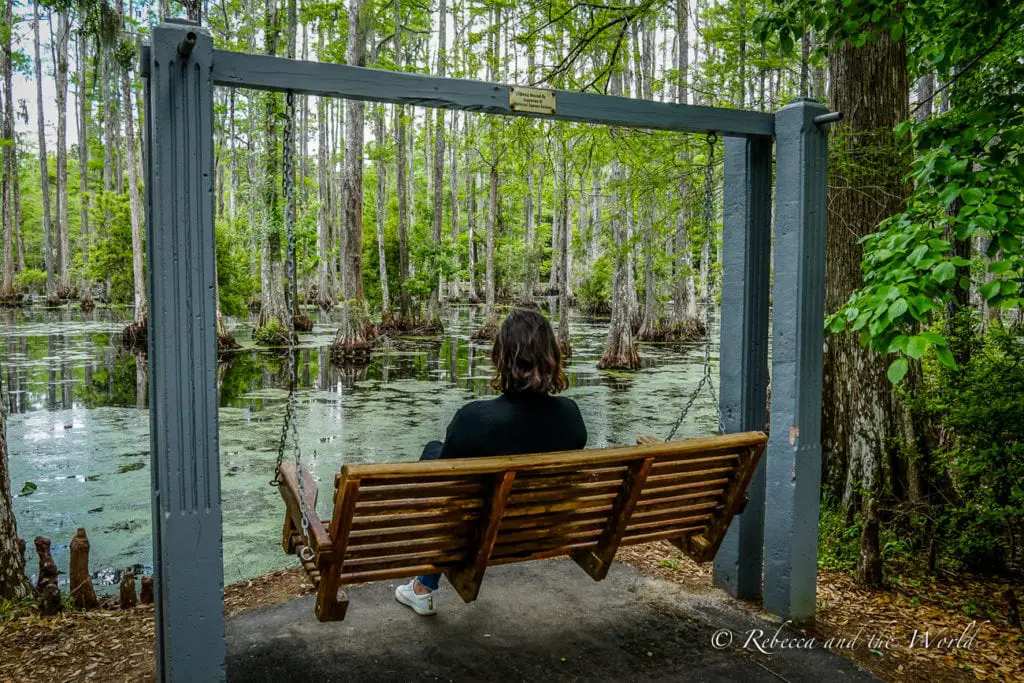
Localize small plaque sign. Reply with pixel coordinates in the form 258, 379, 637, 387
509, 86, 556, 115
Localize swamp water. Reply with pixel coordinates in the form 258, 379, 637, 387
2, 304, 719, 591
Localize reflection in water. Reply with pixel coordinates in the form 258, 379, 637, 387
2, 304, 720, 590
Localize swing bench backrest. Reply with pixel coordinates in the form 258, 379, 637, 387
278, 431, 767, 622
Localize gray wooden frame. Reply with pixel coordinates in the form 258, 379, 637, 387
142, 20, 829, 681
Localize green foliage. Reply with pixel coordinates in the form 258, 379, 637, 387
762, 1, 1024, 382
0, 597, 37, 621
916, 322, 1024, 572
817, 500, 860, 572
576, 254, 612, 315
216, 218, 257, 318
252, 318, 291, 346
86, 191, 135, 303
13, 268, 47, 294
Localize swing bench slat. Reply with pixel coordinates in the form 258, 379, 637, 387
278, 431, 767, 622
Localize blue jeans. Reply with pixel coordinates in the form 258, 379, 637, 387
416, 441, 443, 591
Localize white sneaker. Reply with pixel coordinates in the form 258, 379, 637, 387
395, 580, 437, 616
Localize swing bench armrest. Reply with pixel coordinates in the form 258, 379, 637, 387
279, 462, 333, 559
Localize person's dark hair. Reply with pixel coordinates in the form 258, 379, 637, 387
490, 309, 568, 394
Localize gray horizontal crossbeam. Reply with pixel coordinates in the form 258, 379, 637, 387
208, 49, 774, 137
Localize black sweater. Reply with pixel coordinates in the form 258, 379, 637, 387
430, 393, 588, 460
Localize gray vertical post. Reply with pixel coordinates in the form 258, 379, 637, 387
146, 21, 225, 679
714, 135, 772, 600
763, 98, 829, 622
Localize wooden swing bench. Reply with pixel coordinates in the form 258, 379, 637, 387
278, 431, 767, 621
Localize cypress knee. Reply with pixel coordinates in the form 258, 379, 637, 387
39, 581, 62, 615
34, 536, 57, 593
119, 570, 138, 609
140, 575, 153, 605
69, 528, 99, 609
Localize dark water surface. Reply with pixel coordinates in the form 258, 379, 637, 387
1, 303, 719, 590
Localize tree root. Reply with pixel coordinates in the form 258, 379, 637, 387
122, 318, 148, 351
218, 330, 242, 352
636, 318, 706, 342
471, 319, 499, 341
559, 339, 574, 358
293, 315, 314, 332
79, 292, 95, 312
0, 292, 25, 308
517, 298, 539, 310
329, 339, 374, 364
379, 317, 444, 336
597, 347, 641, 370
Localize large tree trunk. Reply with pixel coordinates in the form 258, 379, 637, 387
557, 144, 572, 356
477, 163, 499, 338
374, 104, 390, 317
395, 102, 412, 323
255, 0, 289, 342
522, 155, 535, 305
822, 32, 910, 589
76, 34, 90, 307
448, 109, 459, 300
332, 0, 369, 359
636, 17, 658, 339
426, 0, 446, 322
599, 68, 640, 370
33, 1, 56, 305
315, 89, 333, 307
0, 0, 14, 299
53, 11, 70, 297
0, 400, 30, 599
466, 167, 478, 302
122, 51, 145, 325
672, 0, 697, 332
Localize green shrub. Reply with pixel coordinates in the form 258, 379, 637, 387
577, 254, 612, 315
14, 268, 47, 293
917, 318, 1024, 573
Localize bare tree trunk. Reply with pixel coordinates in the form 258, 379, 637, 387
599, 68, 640, 370
0, 0, 14, 299
823, 33, 910, 589
479, 163, 498, 336
395, 102, 412, 323
122, 49, 145, 325
915, 72, 935, 123
426, 0, 446, 322
523, 155, 535, 304
332, 0, 369, 357
448, 109, 459, 300
467, 167, 478, 302
637, 19, 658, 339
227, 90, 237, 223
557, 144, 572, 356
75, 34, 90, 306
0, 400, 30, 599
255, 0, 290, 342
672, 0, 698, 333
374, 105, 390, 317
33, 1, 56, 305
316, 93, 333, 308
54, 11, 70, 297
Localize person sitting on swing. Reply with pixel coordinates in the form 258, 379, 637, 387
395, 308, 588, 616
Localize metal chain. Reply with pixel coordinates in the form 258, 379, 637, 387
271, 90, 311, 538
666, 134, 723, 441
